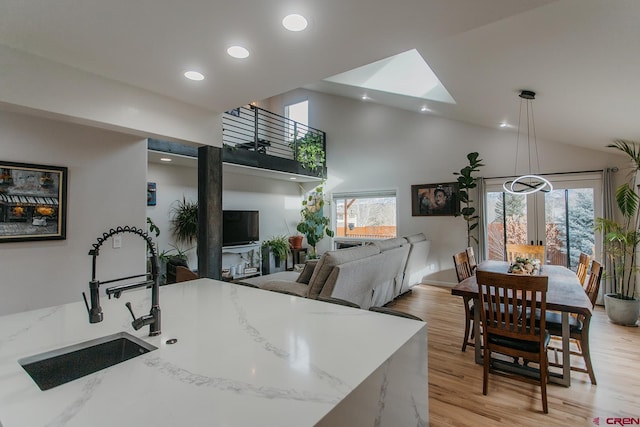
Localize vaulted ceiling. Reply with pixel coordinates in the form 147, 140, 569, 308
1, 0, 638, 151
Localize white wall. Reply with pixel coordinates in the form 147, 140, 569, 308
266, 89, 628, 283
146, 162, 302, 270
0, 45, 221, 147
0, 111, 147, 315
146, 162, 198, 268
222, 172, 302, 239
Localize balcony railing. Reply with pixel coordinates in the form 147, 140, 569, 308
222, 105, 326, 179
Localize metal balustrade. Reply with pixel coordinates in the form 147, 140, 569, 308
222, 105, 326, 178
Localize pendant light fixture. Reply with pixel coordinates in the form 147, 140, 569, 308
503, 90, 553, 195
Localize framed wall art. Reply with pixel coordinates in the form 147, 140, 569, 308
0, 161, 67, 242
147, 182, 157, 206
411, 182, 459, 216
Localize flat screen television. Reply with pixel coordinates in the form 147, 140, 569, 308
223, 210, 259, 246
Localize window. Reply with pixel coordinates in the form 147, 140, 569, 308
484, 173, 601, 269
285, 100, 308, 141
332, 191, 397, 240
285, 100, 308, 125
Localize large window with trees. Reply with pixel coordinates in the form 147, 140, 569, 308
484, 173, 601, 269
332, 191, 397, 241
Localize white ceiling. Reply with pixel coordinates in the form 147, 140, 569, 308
1, 0, 639, 151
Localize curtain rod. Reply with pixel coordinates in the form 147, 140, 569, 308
484, 168, 612, 181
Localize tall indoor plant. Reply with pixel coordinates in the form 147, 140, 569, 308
595, 140, 640, 325
297, 186, 334, 257
170, 196, 198, 245
453, 152, 484, 249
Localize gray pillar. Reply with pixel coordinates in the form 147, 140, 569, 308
197, 145, 223, 279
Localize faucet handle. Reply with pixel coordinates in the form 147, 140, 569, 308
125, 302, 146, 331
125, 302, 137, 321
82, 292, 90, 315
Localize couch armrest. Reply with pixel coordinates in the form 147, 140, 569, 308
317, 296, 361, 308
261, 280, 310, 297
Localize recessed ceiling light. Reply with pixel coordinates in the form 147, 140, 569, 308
227, 46, 250, 59
361, 95, 369, 101
290, 177, 297, 180
499, 122, 508, 128
421, 106, 430, 112
160, 157, 172, 162
282, 14, 308, 32
184, 71, 204, 81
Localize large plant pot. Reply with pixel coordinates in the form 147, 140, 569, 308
289, 235, 303, 250
261, 247, 285, 275
604, 293, 640, 326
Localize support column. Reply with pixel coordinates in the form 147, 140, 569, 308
197, 145, 223, 279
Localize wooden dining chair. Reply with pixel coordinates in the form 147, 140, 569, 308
505, 243, 546, 264
544, 259, 602, 384
576, 252, 591, 288
466, 246, 477, 273
453, 251, 473, 282
453, 250, 475, 352
477, 270, 550, 413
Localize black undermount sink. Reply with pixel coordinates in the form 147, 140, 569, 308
18, 331, 157, 391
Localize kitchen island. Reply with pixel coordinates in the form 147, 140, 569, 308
0, 279, 428, 426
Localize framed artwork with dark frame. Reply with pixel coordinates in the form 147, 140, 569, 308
0, 161, 67, 242
147, 182, 157, 206
411, 182, 459, 216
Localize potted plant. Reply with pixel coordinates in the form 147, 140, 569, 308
290, 131, 326, 172
288, 235, 303, 249
262, 235, 290, 269
170, 196, 198, 246
159, 245, 192, 284
296, 186, 334, 258
595, 140, 640, 325
453, 152, 484, 249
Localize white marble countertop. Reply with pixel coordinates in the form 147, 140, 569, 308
0, 279, 426, 427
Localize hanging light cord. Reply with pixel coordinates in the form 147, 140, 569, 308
503, 90, 553, 195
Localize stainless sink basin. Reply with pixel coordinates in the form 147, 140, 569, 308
18, 331, 157, 391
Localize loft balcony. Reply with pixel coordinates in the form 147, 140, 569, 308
148, 106, 327, 182
222, 105, 326, 180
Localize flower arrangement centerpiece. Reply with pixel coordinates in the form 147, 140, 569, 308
508, 256, 541, 275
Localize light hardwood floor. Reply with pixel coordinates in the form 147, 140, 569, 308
386, 284, 640, 426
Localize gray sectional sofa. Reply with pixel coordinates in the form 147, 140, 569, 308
241, 233, 430, 309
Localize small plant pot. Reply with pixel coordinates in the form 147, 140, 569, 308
289, 235, 303, 249
604, 293, 640, 326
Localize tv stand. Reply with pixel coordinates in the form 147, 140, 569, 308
221, 243, 262, 281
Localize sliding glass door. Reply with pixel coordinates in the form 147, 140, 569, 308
484, 173, 601, 269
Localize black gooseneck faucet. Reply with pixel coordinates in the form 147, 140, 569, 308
82, 226, 161, 336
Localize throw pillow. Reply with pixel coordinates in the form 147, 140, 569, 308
296, 260, 318, 284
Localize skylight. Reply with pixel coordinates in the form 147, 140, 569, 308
324, 49, 455, 104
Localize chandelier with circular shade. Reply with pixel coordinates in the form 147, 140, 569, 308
503, 90, 553, 195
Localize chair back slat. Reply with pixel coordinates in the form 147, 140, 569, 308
505, 243, 546, 264
453, 251, 473, 282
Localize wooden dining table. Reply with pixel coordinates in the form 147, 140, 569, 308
451, 260, 593, 386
